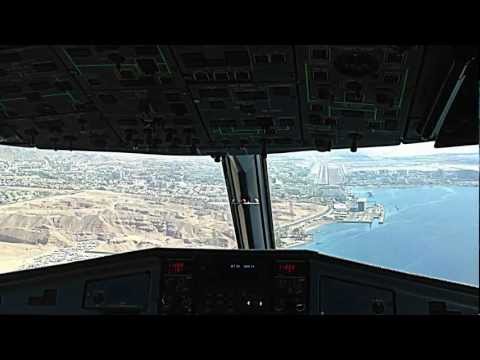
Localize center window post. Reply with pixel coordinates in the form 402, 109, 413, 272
222, 154, 275, 249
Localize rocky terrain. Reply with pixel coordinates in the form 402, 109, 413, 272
0, 189, 237, 273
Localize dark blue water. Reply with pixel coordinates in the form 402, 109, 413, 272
297, 186, 479, 286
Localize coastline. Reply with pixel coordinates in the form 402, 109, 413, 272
280, 220, 334, 249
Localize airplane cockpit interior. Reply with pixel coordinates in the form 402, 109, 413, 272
0, 45, 478, 316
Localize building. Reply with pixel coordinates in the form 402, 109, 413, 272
357, 198, 366, 212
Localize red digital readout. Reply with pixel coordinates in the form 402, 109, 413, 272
167, 261, 185, 274
278, 263, 297, 274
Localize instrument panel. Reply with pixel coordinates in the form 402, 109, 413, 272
1, 45, 475, 156
0, 248, 477, 315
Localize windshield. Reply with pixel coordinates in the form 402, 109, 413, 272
0, 146, 236, 274
268, 143, 479, 286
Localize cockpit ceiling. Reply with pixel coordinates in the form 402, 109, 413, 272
0, 45, 477, 155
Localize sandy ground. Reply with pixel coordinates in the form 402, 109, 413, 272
0, 243, 53, 274
0, 190, 328, 274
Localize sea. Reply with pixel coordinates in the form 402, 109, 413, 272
296, 186, 479, 287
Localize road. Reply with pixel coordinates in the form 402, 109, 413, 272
277, 207, 333, 232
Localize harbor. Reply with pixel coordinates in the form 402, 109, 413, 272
277, 195, 385, 248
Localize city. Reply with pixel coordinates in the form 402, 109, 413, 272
0, 145, 478, 273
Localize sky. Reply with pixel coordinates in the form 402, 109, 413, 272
2, 141, 478, 160
349, 142, 479, 157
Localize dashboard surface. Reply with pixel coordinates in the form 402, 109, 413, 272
0, 248, 477, 315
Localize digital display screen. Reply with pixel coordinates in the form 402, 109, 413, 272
275, 261, 306, 276
278, 263, 297, 274
165, 260, 191, 274
219, 262, 261, 281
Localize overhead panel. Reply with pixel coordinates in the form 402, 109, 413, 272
0, 45, 475, 155
296, 45, 423, 150
0, 46, 115, 150
54, 45, 209, 154
172, 45, 302, 153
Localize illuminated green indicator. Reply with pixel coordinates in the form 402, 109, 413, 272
156, 46, 172, 74
398, 69, 409, 109
63, 49, 82, 75
43, 92, 78, 103
77, 63, 137, 68
304, 63, 311, 102
0, 97, 26, 102
215, 128, 262, 136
